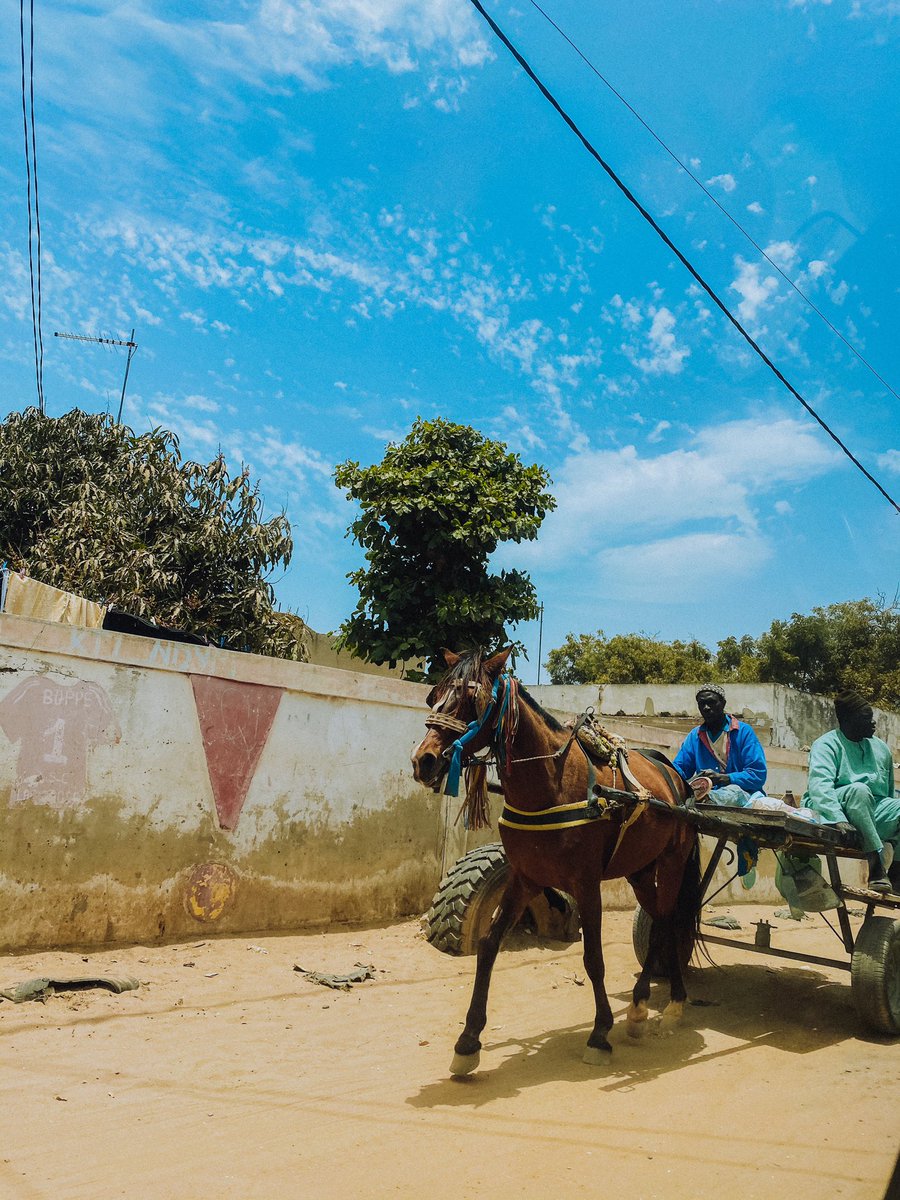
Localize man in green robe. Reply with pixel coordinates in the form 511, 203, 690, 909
803, 691, 899, 893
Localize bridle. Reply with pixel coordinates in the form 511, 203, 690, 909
424, 672, 515, 798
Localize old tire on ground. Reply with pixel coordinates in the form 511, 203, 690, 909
632, 904, 695, 977
850, 915, 900, 1035
425, 843, 580, 955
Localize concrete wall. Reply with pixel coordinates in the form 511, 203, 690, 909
2, 618, 887, 951
0, 613, 439, 951
531, 682, 900, 756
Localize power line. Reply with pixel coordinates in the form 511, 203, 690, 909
19, 0, 44, 413
467, 0, 900, 517
527, 0, 900, 404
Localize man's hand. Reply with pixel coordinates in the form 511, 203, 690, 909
707, 772, 731, 788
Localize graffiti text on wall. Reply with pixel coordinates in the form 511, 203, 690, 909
0, 677, 120, 806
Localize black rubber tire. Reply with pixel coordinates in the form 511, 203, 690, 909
850, 915, 900, 1035
424, 843, 579, 955
632, 904, 695, 977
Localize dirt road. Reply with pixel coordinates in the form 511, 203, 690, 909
0, 904, 897, 1199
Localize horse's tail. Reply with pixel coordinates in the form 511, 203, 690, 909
674, 834, 711, 967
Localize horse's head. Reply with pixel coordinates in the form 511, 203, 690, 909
411, 646, 512, 790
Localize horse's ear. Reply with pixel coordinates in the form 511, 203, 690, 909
484, 647, 513, 679
441, 648, 460, 667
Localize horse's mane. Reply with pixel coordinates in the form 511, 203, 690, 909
517, 684, 565, 733
434, 649, 564, 734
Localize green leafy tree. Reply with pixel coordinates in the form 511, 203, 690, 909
545, 630, 716, 685
0, 407, 307, 660
755, 597, 900, 710
545, 598, 900, 712
334, 417, 555, 679
715, 634, 761, 682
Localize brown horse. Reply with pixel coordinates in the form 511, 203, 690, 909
411, 647, 703, 1075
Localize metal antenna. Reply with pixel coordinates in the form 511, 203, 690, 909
54, 329, 138, 421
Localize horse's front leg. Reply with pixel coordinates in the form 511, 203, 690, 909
572, 884, 615, 1065
450, 872, 536, 1077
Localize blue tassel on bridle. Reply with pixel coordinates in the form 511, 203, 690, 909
444, 674, 512, 797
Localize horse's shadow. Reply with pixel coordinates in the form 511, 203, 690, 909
406, 960, 869, 1110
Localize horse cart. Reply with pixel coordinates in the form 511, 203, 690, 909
425, 797, 900, 1037
413, 651, 899, 1075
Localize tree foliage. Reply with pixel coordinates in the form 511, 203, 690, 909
0, 407, 307, 660
334, 417, 555, 679
545, 597, 900, 712
754, 598, 900, 710
545, 631, 716, 685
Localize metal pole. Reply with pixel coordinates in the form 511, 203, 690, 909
536, 603, 544, 685
116, 329, 135, 422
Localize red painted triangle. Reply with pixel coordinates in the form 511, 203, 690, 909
190, 675, 283, 831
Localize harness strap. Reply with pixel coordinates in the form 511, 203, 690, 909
499, 797, 611, 831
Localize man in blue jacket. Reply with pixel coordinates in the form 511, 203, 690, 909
673, 683, 768, 807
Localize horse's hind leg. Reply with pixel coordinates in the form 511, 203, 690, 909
571, 884, 615, 1065
626, 864, 659, 1039
629, 842, 699, 1037
450, 872, 537, 1077
658, 838, 703, 1033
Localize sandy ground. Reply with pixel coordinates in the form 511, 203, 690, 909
0, 903, 898, 1200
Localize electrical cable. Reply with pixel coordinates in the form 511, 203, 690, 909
468, 0, 900, 516
19, 0, 43, 414
28, 0, 45, 411
527, 0, 900, 404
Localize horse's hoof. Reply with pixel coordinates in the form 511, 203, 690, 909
625, 999, 650, 1039
659, 1000, 684, 1035
450, 1051, 480, 1076
582, 1043, 612, 1066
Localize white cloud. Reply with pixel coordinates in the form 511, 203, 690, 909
512, 414, 839, 583
143, 0, 492, 101
764, 241, 799, 270
619, 304, 690, 376
647, 420, 671, 443
849, 0, 900, 14
807, 259, 829, 279
746, 201, 764, 214
184, 394, 220, 413
705, 173, 737, 193
649, 311, 682, 364
595, 530, 771, 602
774, 499, 793, 515
877, 449, 900, 474
730, 257, 779, 326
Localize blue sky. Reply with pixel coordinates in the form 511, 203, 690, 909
2, 0, 898, 678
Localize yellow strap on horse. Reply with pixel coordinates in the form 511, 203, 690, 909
498, 797, 611, 832
603, 748, 653, 873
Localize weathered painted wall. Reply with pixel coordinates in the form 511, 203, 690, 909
2, 619, 888, 951
0, 613, 438, 951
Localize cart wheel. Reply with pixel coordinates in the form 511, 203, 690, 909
424, 843, 579, 955
850, 915, 900, 1035
632, 904, 695, 977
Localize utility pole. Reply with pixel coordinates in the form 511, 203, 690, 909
536, 603, 544, 686
53, 329, 138, 421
